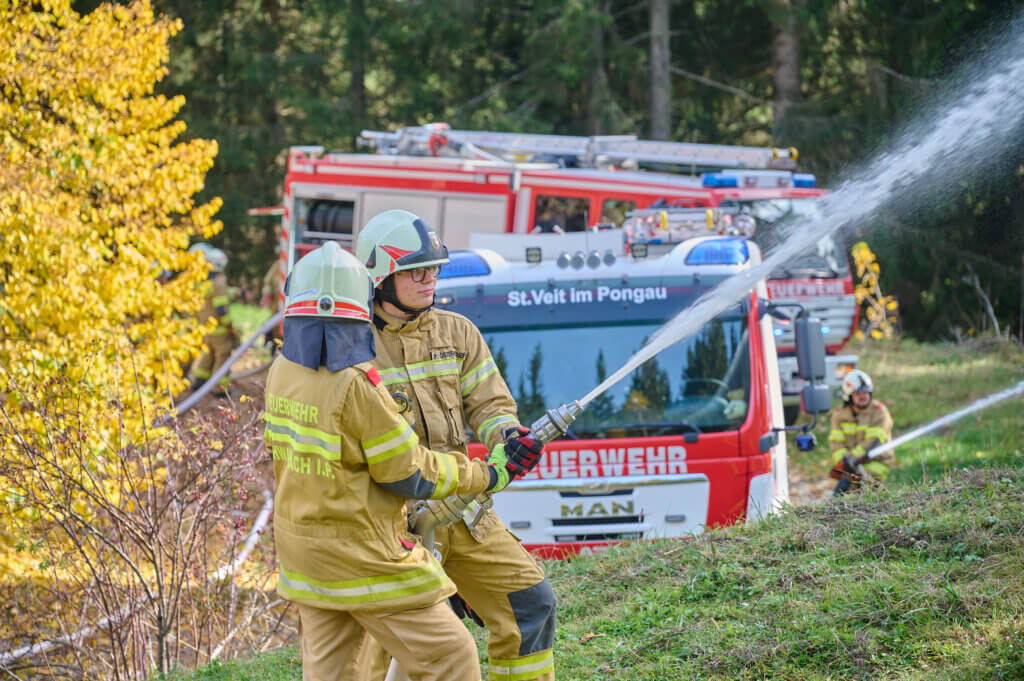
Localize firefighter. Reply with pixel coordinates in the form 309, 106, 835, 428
187, 243, 235, 395
266, 241, 539, 681
259, 253, 281, 309
829, 369, 895, 495
260, 244, 284, 351
355, 210, 557, 681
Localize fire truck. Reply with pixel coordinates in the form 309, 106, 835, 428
433, 229, 830, 558
275, 125, 858, 418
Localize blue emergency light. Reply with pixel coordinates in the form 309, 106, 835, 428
701, 173, 739, 188
685, 238, 749, 265
438, 251, 491, 279
792, 173, 817, 188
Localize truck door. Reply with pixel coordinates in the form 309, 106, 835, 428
441, 196, 509, 249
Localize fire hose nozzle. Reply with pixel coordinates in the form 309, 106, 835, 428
528, 401, 583, 444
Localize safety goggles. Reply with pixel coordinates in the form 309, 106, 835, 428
404, 264, 441, 283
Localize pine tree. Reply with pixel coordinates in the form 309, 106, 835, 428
585, 349, 617, 425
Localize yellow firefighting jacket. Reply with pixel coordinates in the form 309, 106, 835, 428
264, 356, 494, 613
198, 271, 231, 336
371, 303, 521, 538
829, 400, 895, 478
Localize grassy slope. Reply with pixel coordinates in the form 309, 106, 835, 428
545, 469, 1024, 680
171, 338, 1024, 680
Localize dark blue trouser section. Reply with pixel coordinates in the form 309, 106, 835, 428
507, 578, 557, 656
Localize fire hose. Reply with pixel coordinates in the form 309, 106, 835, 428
384, 401, 582, 681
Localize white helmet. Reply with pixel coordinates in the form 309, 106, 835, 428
189, 242, 228, 273
285, 242, 372, 322
355, 210, 449, 287
840, 369, 874, 401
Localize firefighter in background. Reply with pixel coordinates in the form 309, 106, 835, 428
265, 241, 540, 681
355, 210, 556, 681
187, 243, 235, 394
260, 242, 284, 351
259, 252, 281, 309
829, 369, 895, 495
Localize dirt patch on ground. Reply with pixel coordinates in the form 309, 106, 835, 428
789, 468, 834, 506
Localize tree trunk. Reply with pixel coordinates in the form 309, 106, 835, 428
347, 0, 367, 133
771, 0, 800, 143
587, 3, 607, 135
649, 0, 670, 140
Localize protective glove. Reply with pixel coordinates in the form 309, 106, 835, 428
485, 444, 513, 492
502, 426, 545, 478
829, 455, 863, 481
448, 594, 484, 627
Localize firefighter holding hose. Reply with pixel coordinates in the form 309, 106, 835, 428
355, 210, 557, 681
829, 369, 895, 495
264, 241, 540, 681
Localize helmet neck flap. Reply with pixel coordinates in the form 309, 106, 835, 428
282, 317, 375, 372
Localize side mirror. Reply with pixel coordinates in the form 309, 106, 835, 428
800, 383, 832, 414
794, 316, 826, 381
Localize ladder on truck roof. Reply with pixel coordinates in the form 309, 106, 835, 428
358, 124, 798, 171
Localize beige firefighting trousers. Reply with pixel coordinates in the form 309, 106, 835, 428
358, 521, 555, 681
191, 332, 235, 389
298, 601, 481, 681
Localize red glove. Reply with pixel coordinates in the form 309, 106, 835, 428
503, 426, 544, 478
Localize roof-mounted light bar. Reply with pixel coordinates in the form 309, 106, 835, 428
702, 170, 817, 189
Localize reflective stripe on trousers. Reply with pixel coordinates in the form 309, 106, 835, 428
279, 561, 447, 606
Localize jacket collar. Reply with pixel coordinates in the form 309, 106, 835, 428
373, 301, 435, 333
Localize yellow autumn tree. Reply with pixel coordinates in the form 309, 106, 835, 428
851, 241, 900, 340
0, 0, 220, 573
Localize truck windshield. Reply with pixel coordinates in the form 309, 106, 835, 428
484, 315, 750, 439
728, 198, 849, 279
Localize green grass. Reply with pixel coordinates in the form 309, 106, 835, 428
173, 337, 1024, 680
228, 303, 273, 342
165, 648, 299, 680
541, 468, 1024, 680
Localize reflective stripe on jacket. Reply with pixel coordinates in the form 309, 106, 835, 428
265, 356, 494, 613
372, 304, 521, 455
829, 401, 895, 475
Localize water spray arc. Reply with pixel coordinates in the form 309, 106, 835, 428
582, 14, 1024, 405
868, 379, 1024, 460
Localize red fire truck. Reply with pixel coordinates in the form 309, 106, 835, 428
275, 125, 858, 418
433, 230, 830, 558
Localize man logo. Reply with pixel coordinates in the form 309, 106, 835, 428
428, 231, 441, 249
560, 500, 636, 517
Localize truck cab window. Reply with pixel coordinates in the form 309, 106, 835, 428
600, 199, 637, 228
533, 195, 589, 233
